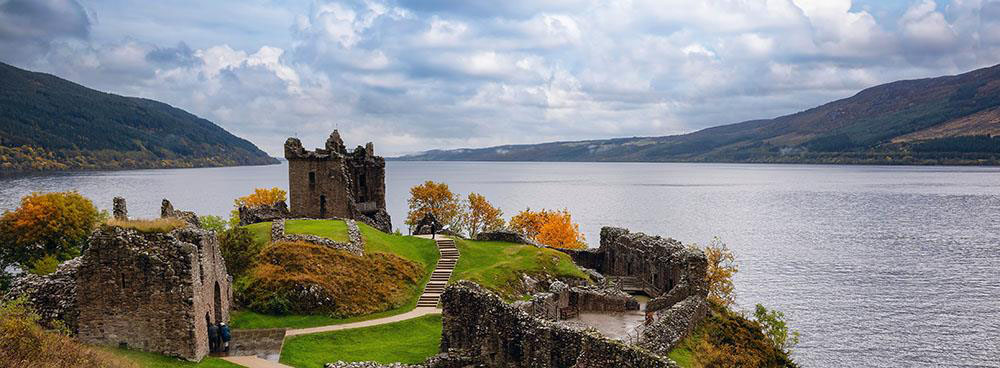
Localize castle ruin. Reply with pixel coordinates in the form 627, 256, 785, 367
8, 199, 232, 362
284, 130, 392, 232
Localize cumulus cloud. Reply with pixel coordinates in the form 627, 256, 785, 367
1, 0, 999, 156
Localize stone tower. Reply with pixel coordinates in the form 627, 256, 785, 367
284, 130, 392, 232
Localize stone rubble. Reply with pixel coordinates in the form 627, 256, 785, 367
238, 200, 291, 226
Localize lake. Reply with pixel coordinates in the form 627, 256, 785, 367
1, 161, 998, 367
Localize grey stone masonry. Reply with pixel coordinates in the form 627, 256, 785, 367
113, 197, 127, 220
76, 225, 232, 361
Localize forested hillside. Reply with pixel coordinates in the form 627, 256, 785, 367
398, 63, 1000, 165
0, 62, 277, 172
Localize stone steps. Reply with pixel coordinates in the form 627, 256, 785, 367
415, 237, 461, 308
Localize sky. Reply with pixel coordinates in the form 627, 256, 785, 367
1, 0, 999, 156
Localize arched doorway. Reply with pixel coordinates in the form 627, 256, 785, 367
214, 281, 223, 323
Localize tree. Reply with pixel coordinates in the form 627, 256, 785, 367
198, 215, 227, 232
509, 208, 586, 249
218, 227, 261, 280
0, 192, 100, 271
230, 187, 287, 226
754, 304, 800, 354
405, 181, 460, 230
459, 193, 504, 238
704, 237, 738, 307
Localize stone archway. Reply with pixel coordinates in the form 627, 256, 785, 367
214, 281, 222, 323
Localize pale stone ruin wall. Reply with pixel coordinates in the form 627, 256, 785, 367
238, 200, 291, 226
515, 281, 640, 321
75, 223, 232, 361
560, 227, 709, 355
6, 258, 81, 331
438, 281, 677, 368
284, 130, 392, 233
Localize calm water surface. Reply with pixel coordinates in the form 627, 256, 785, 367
2, 161, 998, 367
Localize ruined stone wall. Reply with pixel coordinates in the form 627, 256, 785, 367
286, 150, 354, 219
238, 200, 292, 226
76, 225, 232, 361
7, 258, 81, 331
439, 281, 676, 368
517, 282, 639, 321
229, 328, 286, 360
270, 218, 365, 256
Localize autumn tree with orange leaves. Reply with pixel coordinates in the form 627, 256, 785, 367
459, 193, 504, 238
0, 192, 100, 274
509, 208, 585, 249
405, 181, 461, 230
229, 187, 287, 226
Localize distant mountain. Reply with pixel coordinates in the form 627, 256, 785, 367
397, 64, 1000, 165
0, 62, 278, 172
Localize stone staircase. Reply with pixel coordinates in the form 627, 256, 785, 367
416, 238, 459, 308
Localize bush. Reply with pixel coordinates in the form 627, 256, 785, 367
104, 218, 186, 233
28, 255, 61, 276
198, 215, 227, 232
237, 241, 423, 317
754, 304, 800, 354
219, 227, 261, 280
0, 298, 136, 368
676, 301, 797, 368
0, 192, 100, 270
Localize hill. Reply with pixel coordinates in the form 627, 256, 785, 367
397, 64, 1000, 165
0, 62, 278, 172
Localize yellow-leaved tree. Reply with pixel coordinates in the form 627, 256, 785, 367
229, 187, 287, 226
0, 192, 100, 274
459, 192, 504, 238
509, 208, 585, 249
405, 181, 460, 230
704, 237, 738, 307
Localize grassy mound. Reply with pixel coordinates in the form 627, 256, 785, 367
0, 299, 135, 368
280, 314, 442, 368
451, 239, 588, 299
285, 219, 349, 242
231, 221, 439, 329
668, 302, 797, 368
237, 241, 424, 316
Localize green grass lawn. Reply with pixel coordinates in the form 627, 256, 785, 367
285, 219, 349, 242
231, 220, 439, 330
280, 314, 442, 368
102, 347, 240, 368
450, 239, 588, 299
244, 221, 272, 247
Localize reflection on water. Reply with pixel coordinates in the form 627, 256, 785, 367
2, 161, 999, 367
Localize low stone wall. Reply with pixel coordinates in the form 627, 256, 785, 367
161, 199, 200, 227
439, 281, 676, 368
6, 258, 81, 332
516, 281, 639, 321
230, 328, 286, 360
238, 201, 291, 226
270, 218, 364, 256
475, 229, 537, 245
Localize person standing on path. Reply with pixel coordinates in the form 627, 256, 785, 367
220, 322, 232, 353
207, 322, 220, 353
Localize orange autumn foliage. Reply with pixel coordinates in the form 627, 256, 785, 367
460, 193, 504, 237
405, 181, 460, 228
235, 187, 287, 208
509, 208, 585, 249
0, 192, 99, 268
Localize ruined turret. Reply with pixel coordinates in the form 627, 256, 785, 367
283, 130, 392, 232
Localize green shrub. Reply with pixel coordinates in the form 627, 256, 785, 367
198, 215, 227, 232
673, 301, 797, 368
219, 227, 261, 280
754, 304, 800, 354
28, 255, 61, 275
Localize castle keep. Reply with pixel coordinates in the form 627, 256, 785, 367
284, 130, 391, 232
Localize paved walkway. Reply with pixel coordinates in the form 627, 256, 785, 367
222, 355, 293, 368
224, 236, 459, 367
